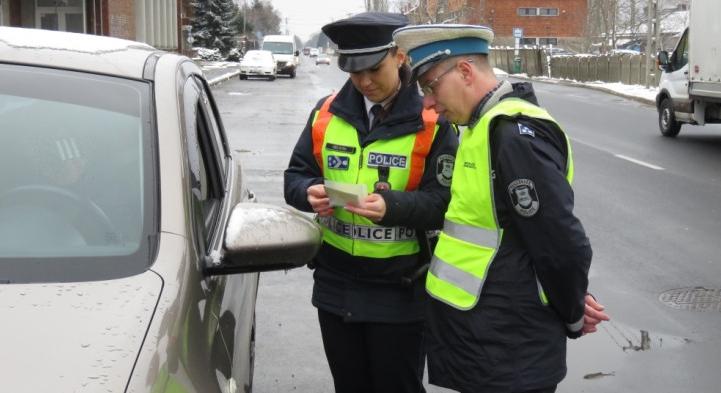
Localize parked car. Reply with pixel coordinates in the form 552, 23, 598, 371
0, 26, 320, 393
545, 47, 575, 57
239, 49, 277, 80
315, 54, 331, 65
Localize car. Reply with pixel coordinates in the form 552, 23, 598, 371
309, 48, 319, 57
609, 48, 642, 55
239, 49, 277, 80
545, 47, 575, 57
315, 55, 331, 65
0, 26, 320, 392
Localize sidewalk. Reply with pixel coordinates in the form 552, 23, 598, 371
496, 68, 657, 106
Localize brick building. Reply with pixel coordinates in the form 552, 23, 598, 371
407, 0, 588, 51
0, 0, 192, 53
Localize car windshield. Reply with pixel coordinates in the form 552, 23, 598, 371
0, 64, 156, 283
262, 42, 293, 54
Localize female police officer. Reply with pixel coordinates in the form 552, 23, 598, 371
283, 12, 457, 393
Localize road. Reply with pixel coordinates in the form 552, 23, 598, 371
212, 58, 721, 393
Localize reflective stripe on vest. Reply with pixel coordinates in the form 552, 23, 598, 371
426, 98, 573, 310
311, 94, 440, 258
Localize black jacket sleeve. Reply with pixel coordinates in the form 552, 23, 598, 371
283, 98, 327, 212
377, 118, 458, 230
492, 117, 592, 337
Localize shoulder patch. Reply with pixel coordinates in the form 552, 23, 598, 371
518, 123, 535, 137
507, 178, 539, 217
436, 154, 454, 187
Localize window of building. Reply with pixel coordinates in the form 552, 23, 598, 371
539, 37, 558, 46
35, 0, 86, 33
520, 38, 537, 46
518, 8, 538, 16
539, 8, 559, 16
518, 7, 559, 17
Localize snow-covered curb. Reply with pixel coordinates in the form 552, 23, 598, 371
508, 74, 657, 106
208, 70, 241, 86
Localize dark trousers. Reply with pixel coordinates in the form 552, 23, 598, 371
318, 309, 426, 393
520, 387, 557, 393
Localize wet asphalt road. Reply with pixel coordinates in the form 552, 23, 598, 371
211, 59, 721, 393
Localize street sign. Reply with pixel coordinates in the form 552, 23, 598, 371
513, 27, 524, 39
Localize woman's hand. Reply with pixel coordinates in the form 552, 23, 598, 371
307, 184, 334, 217
344, 193, 387, 222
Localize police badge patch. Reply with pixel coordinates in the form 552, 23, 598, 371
507, 179, 539, 217
436, 154, 454, 187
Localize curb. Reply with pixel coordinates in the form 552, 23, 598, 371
506, 74, 656, 107
207, 69, 241, 87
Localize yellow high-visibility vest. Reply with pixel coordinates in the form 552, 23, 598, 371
426, 98, 574, 310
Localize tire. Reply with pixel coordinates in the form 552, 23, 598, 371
239, 74, 247, 80
268, 75, 276, 81
290, 69, 296, 78
659, 98, 681, 137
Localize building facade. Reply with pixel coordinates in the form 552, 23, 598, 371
406, 0, 588, 51
484, 0, 587, 50
0, 0, 191, 53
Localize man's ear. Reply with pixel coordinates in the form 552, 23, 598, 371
457, 59, 474, 82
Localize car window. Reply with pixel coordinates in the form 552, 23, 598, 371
181, 77, 226, 249
672, 30, 689, 70
0, 64, 156, 282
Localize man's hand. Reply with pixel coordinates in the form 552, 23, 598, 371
307, 184, 334, 217
344, 193, 387, 222
582, 294, 610, 334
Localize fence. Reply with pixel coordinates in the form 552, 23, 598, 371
490, 48, 661, 87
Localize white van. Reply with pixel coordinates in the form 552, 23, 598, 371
656, 0, 721, 137
261, 35, 300, 78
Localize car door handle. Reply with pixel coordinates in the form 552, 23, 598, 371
684, 71, 689, 75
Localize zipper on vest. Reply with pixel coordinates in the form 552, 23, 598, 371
352, 147, 365, 256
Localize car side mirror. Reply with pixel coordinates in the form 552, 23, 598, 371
657, 51, 670, 70
295, 50, 300, 56
207, 203, 321, 275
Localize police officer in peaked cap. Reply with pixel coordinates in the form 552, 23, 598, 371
284, 12, 458, 393
392, 24, 611, 393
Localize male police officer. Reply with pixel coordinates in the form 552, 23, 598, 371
393, 25, 610, 393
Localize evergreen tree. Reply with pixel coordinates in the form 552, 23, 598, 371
191, 0, 238, 55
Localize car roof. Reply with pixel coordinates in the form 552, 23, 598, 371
0, 26, 157, 79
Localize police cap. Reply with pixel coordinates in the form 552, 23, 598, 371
393, 24, 494, 81
322, 12, 409, 73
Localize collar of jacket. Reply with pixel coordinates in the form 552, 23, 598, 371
466, 81, 542, 129
328, 79, 426, 144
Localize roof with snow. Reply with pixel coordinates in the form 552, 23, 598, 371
0, 27, 158, 79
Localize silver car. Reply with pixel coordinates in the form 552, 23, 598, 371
0, 27, 320, 392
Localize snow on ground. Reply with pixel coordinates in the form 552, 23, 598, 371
583, 81, 658, 102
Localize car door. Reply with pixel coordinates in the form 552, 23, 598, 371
667, 29, 690, 106
192, 75, 259, 392
178, 71, 234, 393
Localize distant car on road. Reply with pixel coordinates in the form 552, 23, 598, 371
0, 26, 320, 393
315, 55, 331, 65
239, 49, 277, 80
545, 47, 575, 57
309, 48, 319, 57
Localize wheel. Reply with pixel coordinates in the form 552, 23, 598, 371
659, 98, 681, 137
239, 74, 247, 80
290, 69, 296, 78
268, 75, 276, 81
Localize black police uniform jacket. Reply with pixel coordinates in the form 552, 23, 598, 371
284, 78, 458, 323
426, 82, 593, 392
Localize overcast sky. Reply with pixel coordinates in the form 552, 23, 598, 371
265, 0, 367, 42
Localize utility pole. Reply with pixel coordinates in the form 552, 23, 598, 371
285, 17, 289, 35
645, 0, 660, 87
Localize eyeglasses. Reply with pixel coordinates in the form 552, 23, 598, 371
419, 59, 474, 96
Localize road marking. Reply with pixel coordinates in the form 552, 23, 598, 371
614, 154, 665, 170
570, 137, 665, 171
